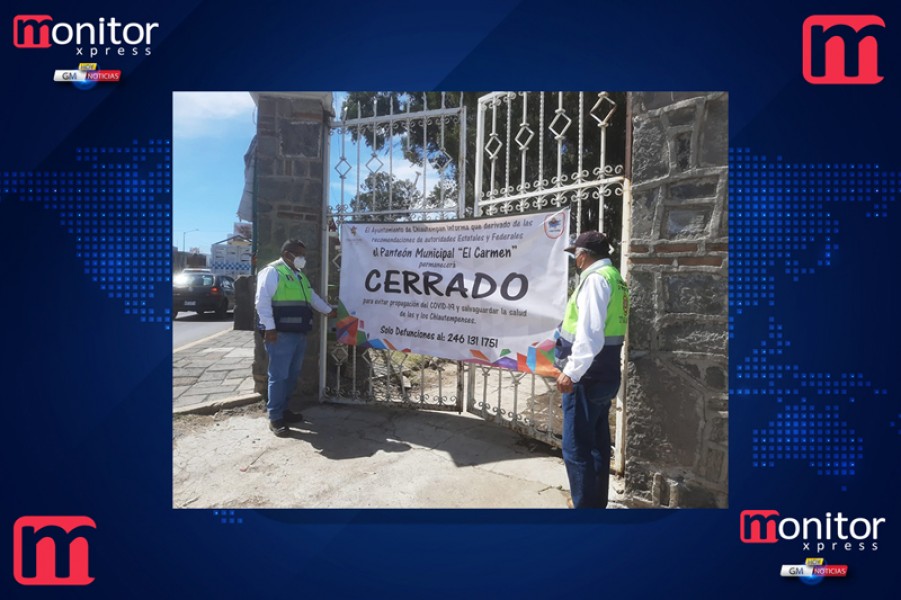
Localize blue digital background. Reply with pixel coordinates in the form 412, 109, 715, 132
3, 0, 900, 596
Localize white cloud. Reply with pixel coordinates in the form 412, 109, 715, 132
173, 92, 255, 139
332, 91, 348, 117
327, 158, 425, 195
389, 161, 423, 185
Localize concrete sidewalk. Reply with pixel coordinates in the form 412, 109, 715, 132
171, 329, 628, 508
173, 329, 258, 412
173, 402, 587, 509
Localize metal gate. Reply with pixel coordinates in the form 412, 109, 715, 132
467, 91, 627, 450
319, 91, 628, 460
320, 93, 468, 411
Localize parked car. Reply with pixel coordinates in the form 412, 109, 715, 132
173, 272, 236, 319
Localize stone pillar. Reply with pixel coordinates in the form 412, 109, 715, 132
625, 92, 728, 508
250, 92, 334, 407
232, 275, 255, 331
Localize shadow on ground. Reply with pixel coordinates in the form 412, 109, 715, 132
282, 403, 561, 466
173, 401, 570, 508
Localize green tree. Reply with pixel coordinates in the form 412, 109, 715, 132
350, 171, 423, 222
341, 91, 627, 239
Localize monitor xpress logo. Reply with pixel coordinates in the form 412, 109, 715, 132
741, 510, 886, 552
13, 516, 96, 586
13, 14, 158, 56
803, 15, 885, 84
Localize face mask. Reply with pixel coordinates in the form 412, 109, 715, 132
572, 251, 584, 272
293, 256, 306, 270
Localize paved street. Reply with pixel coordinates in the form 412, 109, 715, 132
173, 312, 235, 350
173, 329, 257, 409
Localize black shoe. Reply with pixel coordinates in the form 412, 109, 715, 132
269, 419, 289, 437
283, 410, 304, 424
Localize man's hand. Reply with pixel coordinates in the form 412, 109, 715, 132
264, 330, 278, 343
556, 373, 574, 394
326, 309, 338, 318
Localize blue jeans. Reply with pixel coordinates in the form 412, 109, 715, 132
562, 379, 619, 508
264, 332, 308, 422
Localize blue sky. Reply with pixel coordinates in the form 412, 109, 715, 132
173, 92, 256, 254
328, 92, 457, 217
173, 91, 448, 256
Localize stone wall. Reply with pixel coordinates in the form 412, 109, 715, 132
250, 92, 333, 404
626, 92, 728, 508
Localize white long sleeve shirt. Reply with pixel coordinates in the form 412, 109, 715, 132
562, 258, 613, 383
254, 259, 332, 330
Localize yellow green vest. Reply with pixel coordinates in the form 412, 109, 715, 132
560, 264, 629, 345
270, 260, 314, 333
554, 262, 629, 382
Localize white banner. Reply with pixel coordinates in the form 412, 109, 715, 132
336, 209, 570, 376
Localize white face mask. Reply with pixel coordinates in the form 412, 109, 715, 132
572, 249, 585, 271
293, 256, 306, 270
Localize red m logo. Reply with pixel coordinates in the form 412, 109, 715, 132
740, 510, 780, 543
803, 15, 885, 84
13, 15, 53, 48
13, 516, 96, 586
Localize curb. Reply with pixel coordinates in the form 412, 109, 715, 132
173, 393, 263, 416
173, 327, 236, 354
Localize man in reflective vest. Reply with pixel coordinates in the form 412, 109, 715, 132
555, 231, 629, 508
255, 239, 336, 437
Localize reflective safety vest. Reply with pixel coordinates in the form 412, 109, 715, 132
270, 260, 315, 333
554, 263, 629, 383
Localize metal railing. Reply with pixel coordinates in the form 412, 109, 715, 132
468, 91, 627, 450
319, 91, 628, 458
322, 93, 467, 410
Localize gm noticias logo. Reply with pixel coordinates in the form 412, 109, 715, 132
53, 63, 122, 90
13, 14, 158, 56
13, 516, 96, 586
741, 510, 886, 552
781, 557, 849, 580
803, 15, 885, 84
